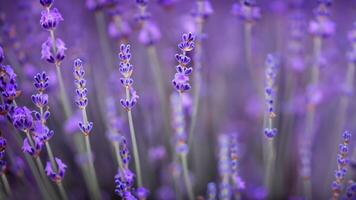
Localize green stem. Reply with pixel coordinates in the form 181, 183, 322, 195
1, 174, 11, 196
125, 87, 143, 187
181, 154, 194, 200
55, 65, 72, 118
81, 108, 101, 200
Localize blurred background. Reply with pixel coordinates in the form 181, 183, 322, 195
0, 0, 356, 199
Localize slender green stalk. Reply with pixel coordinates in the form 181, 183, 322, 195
147, 46, 171, 147
81, 109, 101, 200
302, 36, 322, 200
1, 174, 11, 196
181, 154, 194, 200
125, 88, 143, 187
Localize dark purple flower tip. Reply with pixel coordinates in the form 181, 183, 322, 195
74, 58, 83, 68
34, 72, 49, 92
22, 137, 43, 157
0, 46, 4, 63
264, 128, 277, 138
12, 106, 34, 131
231, 1, 261, 22
40, 0, 54, 7
175, 54, 191, 66
41, 37, 67, 63
45, 157, 67, 183
178, 32, 195, 52
40, 8, 63, 30
120, 77, 134, 87
342, 130, 351, 142
31, 121, 54, 142
136, 0, 148, 6
119, 44, 132, 62
31, 93, 49, 108
78, 121, 93, 136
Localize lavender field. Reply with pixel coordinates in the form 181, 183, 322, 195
0, 0, 355, 199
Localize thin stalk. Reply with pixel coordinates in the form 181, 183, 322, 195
181, 154, 194, 200
1, 174, 11, 196
244, 22, 263, 97
25, 130, 58, 200
81, 108, 101, 200
55, 65, 71, 118
147, 46, 171, 147
11, 128, 51, 199
178, 92, 194, 200
188, 17, 203, 148
125, 87, 143, 187
302, 36, 322, 200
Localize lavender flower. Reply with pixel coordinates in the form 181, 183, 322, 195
264, 54, 279, 138
118, 44, 139, 110
45, 157, 67, 183
231, 0, 261, 23
40, 8, 63, 30
218, 134, 232, 200
41, 37, 66, 64
33, 72, 49, 93
191, 0, 214, 20
308, 0, 335, 38
22, 137, 43, 157
0, 137, 7, 173
229, 133, 245, 194
40, 0, 54, 7
172, 33, 195, 93
12, 106, 33, 132
73, 59, 93, 136
344, 182, 356, 199
206, 182, 217, 200
331, 130, 352, 199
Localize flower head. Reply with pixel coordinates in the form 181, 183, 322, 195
12, 107, 33, 131
231, 0, 261, 23
191, 0, 214, 20
40, 0, 54, 7
308, 0, 335, 37
172, 33, 195, 93
33, 72, 49, 93
41, 37, 66, 64
45, 157, 67, 183
138, 21, 161, 46
40, 8, 63, 30
22, 137, 43, 157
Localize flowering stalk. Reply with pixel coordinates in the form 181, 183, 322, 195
232, 0, 261, 95
0, 136, 11, 196
263, 54, 279, 196
302, 1, 335, 198
229, 133, 245, 199
331, 131, 351, 199
39, 0, 71, 118
218, 134, 231, 200
32, 72, 68, 200
171, 32, 195, 200
73, 59, 101, 200
118, 44, 143, 188
188, 0, 213, 149
135, 0, 172, 151
0, 45, 54, 199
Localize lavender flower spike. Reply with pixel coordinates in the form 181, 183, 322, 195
118, 44, 143, 188
172, 32, 195, 93
331, 131, 352, 199
73, 58, 101, 199
45, 157, 67, 183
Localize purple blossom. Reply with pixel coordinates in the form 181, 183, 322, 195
136, 187, 149, 199
207, 182, 217, 200
138, 21, 161, 46
331, 130, 352, 198
33, 72, 49, 92
231, 0, 261, 23
41, 37, 66, 63
73, 58, 89, 110
45, 157, 67, 183
40, 8, 63, 30
264, 54, 279, 117
40, 0, 54, 7
31, 93, 48, 108
308, 1, 335, 37
22, 137, 43, 157
118, 44, 139, 110
31, 121, 54, 142
12, 106, 33, 131
191, 0, 214, 20
172, 32, 195, 93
